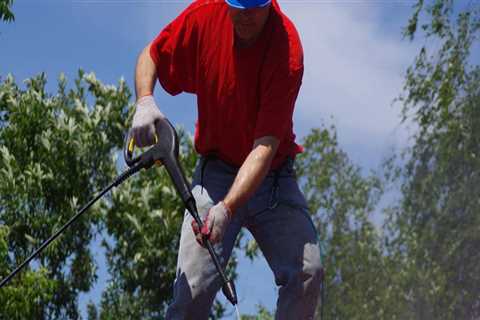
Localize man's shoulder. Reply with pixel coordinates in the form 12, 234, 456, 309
269, 7, 303, 70
273, 8, 302, 46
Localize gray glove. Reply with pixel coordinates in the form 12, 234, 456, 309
131, 95, 165, 147
191, 201, 232, 245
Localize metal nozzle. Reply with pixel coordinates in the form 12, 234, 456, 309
222, 280, 238, 305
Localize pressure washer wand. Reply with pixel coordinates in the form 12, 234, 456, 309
124, 119, 238, 306
0, 161, 144, 290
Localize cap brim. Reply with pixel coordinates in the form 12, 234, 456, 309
225, 0, 272, 9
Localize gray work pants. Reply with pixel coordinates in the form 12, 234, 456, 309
166, 157, 323, 320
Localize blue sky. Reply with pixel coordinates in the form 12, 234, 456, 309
1, 0, 423, 318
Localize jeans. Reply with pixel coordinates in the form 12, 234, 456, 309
166, 157, 323, 320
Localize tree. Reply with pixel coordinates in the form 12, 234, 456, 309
386, 1, 480, 318
0, 0, 14, 22
0, 71, 130, 319
295, 125, 403, 319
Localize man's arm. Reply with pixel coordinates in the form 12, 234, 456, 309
192, 136, 279, 245
131, 43, 165, 147
135, 43, 157, 100
223, 136, 280, 214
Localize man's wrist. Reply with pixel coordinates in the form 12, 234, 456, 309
137, 92, 153, 101
136, 94, 155, 106
221, 200, 234, 218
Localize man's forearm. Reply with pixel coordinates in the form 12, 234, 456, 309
135, 43, 157, 100
223, 136, 279, 214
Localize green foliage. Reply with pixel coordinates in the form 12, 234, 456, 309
388, 0, 480, 319
0, 226, 56, 319
241, 304, 274, 320
0, 0, 14, 23
0, 71, 131, 319
295, 125, 399, 319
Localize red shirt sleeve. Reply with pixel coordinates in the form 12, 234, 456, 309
254, 64, 303, 141
149, 6, 198, 96
254, 12, 304, 142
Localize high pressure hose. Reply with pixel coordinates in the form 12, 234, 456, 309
0, 162, 144, 290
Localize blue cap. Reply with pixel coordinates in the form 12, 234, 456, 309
225, 0, 272, 9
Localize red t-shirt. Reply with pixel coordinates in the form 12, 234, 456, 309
150, 0, 304, 169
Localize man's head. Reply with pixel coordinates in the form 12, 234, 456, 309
226, 0, 271, 46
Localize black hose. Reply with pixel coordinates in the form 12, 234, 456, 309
0, 163, 143, 289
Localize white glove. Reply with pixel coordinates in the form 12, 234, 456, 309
131, 95, 165, 147
191, 201, 232, 246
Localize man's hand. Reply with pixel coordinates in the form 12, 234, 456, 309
191, 201, 232, 246
131, 95, 165, 147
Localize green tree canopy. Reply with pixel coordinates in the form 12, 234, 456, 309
0, 71, 130, 319
296, 126, 400, 319
387, 0, 480, 318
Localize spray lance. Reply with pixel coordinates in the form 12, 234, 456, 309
124, 118, 238, 306
0, 118, 238, 308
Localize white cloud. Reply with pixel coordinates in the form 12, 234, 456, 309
282, 2, 417, 151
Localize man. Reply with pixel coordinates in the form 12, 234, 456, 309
131, 0, 323, 319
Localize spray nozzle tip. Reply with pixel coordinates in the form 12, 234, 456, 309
222, 280, 237, 305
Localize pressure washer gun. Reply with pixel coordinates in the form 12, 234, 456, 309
124, 118, 238, 306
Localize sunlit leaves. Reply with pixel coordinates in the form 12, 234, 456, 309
0, 70, 131, 318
